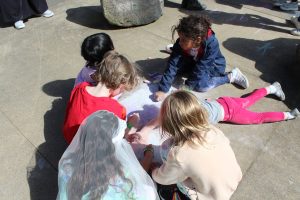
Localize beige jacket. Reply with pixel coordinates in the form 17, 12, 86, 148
152, 126, 242, 200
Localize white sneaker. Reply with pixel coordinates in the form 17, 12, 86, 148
42, 10, 54, 18
14, 20, 25, 29
230, 67, 249, 89
291, 28, 300, 36
291, 15, 300, 29
165, 44, 173, 53
290, 108, 300, 118
271, 82, 285, 100
280, 2, 298, 11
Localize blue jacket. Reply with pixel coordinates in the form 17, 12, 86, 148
158, 31, 226, 92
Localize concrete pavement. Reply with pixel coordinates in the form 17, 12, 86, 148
0, 0, 299, 199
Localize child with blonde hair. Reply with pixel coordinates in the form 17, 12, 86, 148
63, 51, 138, 144
151, 90, 242, 200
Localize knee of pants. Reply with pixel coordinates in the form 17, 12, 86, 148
194, 84, 211, 92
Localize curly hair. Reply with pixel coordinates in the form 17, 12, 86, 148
160, 90, 210, 146
81, 33, 115, 67
64, 111, 134, 199
172, 15, 211, 41
92, 51, 138, 91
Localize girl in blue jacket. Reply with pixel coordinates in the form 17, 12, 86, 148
155, 15, 249, 101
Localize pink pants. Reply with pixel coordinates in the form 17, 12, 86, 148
216, 88, 285, 124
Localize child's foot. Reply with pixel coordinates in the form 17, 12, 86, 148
165, 44, 173, 54
14, 20, 25, 29
230, 67, 249, 89
269, 82, 286, 101
42, 10, 54, 18
285, 108, 300, 120
127, 113, 140, 129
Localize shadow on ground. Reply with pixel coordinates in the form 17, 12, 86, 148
177, 8, 292, 34
27, 79, 74, 200
214, 0, 274, 9
66, 6, 119, 29
223, 37, 300, 109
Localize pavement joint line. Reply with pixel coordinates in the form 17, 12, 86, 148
140, 27, 172, 42
0, 108, 58, 172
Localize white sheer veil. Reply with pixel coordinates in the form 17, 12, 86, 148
57, 110, 159, 200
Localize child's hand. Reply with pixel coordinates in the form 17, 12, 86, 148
155, 91, 166, 102
127, 113, 140, 129
126, 133, 142, 143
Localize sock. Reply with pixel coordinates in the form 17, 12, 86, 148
266, 85, 276, 94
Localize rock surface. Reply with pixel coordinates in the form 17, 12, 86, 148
101, 0, 164, 27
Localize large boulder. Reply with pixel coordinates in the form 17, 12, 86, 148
101, 0, 164, 27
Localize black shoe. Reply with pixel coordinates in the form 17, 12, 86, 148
185, 0, 207, 10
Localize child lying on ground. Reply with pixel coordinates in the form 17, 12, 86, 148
151, 90, 243, 200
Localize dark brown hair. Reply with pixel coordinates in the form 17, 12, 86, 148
172, 15, 211, 41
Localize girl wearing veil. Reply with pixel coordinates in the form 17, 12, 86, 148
57, 110, 159, 200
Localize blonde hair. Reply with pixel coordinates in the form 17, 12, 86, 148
160, 90, 210, 146
92, 51, 138, 90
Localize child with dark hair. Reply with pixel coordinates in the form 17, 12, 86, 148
63, 51, 138, 144
74, 33, 115, 87
155, 15, 249, 101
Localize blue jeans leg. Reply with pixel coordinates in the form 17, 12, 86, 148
194, 74, 230, 92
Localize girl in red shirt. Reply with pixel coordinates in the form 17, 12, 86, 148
63, 51, 138, 144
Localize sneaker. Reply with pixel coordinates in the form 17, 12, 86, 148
14, 20, 25, 29
42, 10, 54, 18
165, 44, 173, 54
273, 0, 288, 6
230, 67, 249, 89
280, 2, 298, 11
185, 0, 207, 10
272, 82, 285, 100
290, 108, 300, 118
291, 15, 300, 29
291, 28, 300, 36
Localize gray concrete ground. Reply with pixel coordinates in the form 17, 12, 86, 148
0, 0, 299, 199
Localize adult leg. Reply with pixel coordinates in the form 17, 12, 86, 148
27, 0, 48, 14
0, 0, 23, 25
